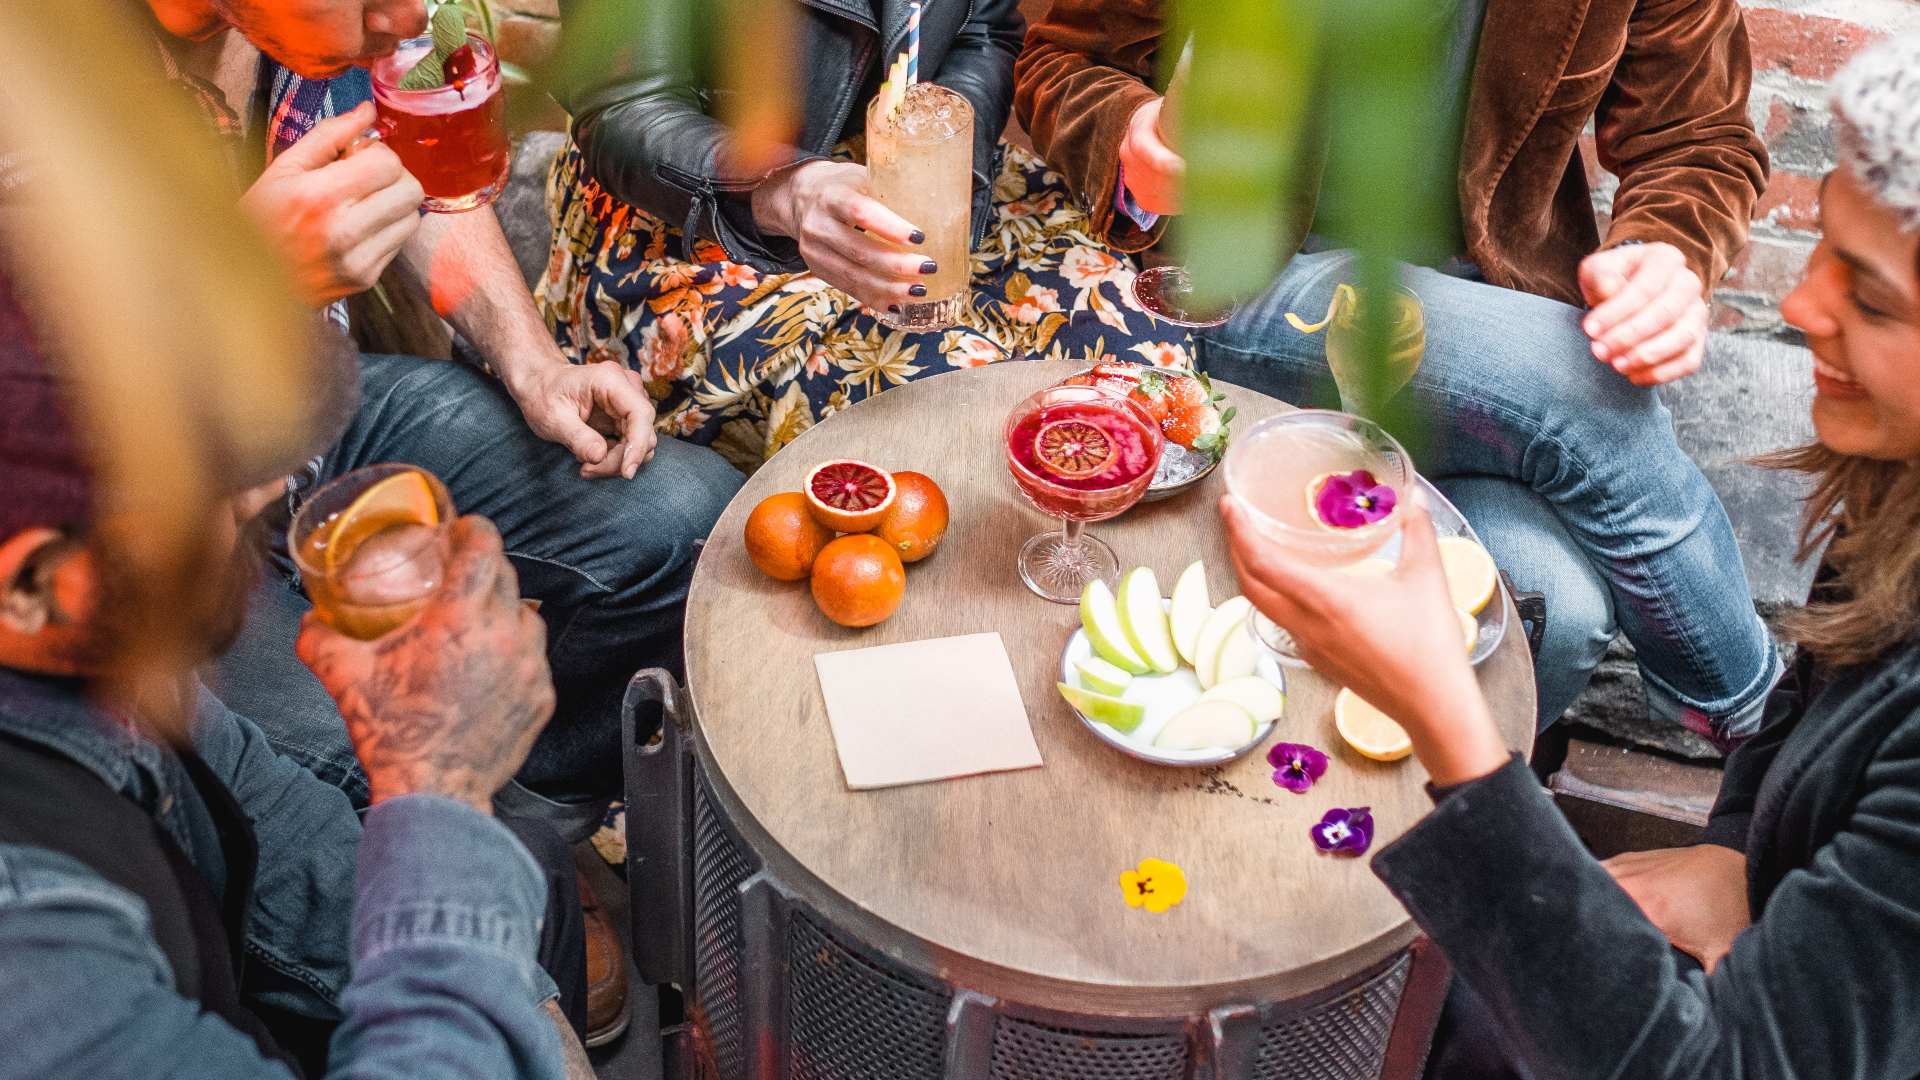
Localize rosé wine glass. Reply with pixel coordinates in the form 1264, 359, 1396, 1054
368, 32, 510, 213
1223, 410, 1411, 664
1005, 384, 1165, 602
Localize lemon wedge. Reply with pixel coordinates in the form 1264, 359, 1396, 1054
1456, 608, 1479, 653
1333, 687, 1413, 762
1437, 535, 1499, 616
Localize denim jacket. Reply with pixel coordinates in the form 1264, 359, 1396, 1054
0, 669, 563, 1079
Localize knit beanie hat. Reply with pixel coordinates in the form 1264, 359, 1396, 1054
0, 268, 93, 543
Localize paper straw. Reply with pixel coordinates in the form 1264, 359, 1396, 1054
907, 2, 921, 85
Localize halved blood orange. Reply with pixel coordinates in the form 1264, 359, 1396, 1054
323, 469, 442, 576
804, 459, 897, 533
1034, 419, 1115, 479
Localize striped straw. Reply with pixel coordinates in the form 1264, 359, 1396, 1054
907, 2, 921, 85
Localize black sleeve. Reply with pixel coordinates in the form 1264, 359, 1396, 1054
1373, 711, 1920, 1080
929, 0, 1024, 245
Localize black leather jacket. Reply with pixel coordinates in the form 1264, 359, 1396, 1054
556, 0, 1024, 273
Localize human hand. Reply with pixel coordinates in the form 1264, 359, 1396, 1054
296, 516, 554, 813
749, 161, 939, 313
1219, 493, 1509, 786
1603, 844, 1750, 973
239, 101, 425, 307
1579, 242, 1709, 387
507, 359, 659, 478
1119, 97, 1185, 216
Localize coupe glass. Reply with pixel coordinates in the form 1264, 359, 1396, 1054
1005, 384, 1165, 602
290, 464, 454, 640
1222, 411, 1412, 664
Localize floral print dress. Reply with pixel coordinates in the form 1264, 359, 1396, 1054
538, 139, 1195, 474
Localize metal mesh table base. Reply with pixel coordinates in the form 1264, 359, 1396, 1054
622, 670, 1433, 1080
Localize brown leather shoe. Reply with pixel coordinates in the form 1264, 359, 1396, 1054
579, 868, 631, 1048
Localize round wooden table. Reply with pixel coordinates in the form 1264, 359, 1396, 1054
675, 359, 1536, 1077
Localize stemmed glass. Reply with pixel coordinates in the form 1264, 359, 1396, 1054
1318, 283, 1426, 414
1132, 265, 1238, 329
1222, 411, 1412, 663
1005, 384, 1165, 602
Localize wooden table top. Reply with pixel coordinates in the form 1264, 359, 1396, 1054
683, 359, 1536, 1011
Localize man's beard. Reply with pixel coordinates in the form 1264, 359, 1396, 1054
87, 511, 270, 670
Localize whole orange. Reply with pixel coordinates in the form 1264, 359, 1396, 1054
875, 471, 949, 563
811, 534, 907, 627
744, 491, 834, 581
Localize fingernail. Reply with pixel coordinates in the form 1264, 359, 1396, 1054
909, 284, 927, 297
920, 260, 939, 275
1591, 342, 1608, 360
887, 304, 901, 313
909, 230, 926, 245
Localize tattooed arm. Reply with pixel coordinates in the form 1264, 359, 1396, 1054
296, 515, 554, 813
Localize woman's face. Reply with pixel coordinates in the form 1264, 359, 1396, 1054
1782, 166, 1920, 460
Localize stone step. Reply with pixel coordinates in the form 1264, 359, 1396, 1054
1546, 737, 1722, 858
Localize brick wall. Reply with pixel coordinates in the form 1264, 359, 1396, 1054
1588, 0, 1920, 342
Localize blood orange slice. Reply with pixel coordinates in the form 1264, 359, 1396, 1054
1034, 418, 1116, 479
804, 459, 897, 533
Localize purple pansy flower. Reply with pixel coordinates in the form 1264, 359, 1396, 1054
1312, 470, 1398, 529
1267, 742, 1329, 794
1310, 806, 1375, 856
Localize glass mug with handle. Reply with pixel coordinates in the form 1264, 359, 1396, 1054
350, 30, 511, 213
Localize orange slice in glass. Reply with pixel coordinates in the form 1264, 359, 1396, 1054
324, 469, 441, 576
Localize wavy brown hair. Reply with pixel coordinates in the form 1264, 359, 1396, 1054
1767, 246, 1920, 668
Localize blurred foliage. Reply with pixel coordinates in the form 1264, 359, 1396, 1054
1171, 0, 1448, 446
0, 0, 316, 729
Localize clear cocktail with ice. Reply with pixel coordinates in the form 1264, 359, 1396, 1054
866, 82, 974, 332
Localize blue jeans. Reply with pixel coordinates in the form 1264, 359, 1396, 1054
212, 353, 743, 810
1199, 250, 1781, 738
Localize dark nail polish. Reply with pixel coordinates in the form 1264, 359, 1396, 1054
888, 304, 901, 313
920, 260, 939, 275
909, 284, 928, 298
909, 229, 926, 245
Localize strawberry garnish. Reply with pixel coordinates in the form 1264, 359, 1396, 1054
1158, 371, 1235, 457
1128, 370, 1172, 425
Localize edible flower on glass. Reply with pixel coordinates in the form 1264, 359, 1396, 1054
1310, 806, 1375, 856
1309, 470, 1398, 530
1267, 742, 1329, 794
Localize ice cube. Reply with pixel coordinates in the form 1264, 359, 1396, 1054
337, 523, 441, 607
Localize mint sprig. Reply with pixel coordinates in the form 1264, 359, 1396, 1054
397, 3, 468, 90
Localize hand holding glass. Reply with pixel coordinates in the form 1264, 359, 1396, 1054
291, 464, 454, 640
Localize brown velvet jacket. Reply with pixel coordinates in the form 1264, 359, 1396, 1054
1013, 0, 1769, 305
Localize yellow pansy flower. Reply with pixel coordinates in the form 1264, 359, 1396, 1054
1119, 858, 1188, 914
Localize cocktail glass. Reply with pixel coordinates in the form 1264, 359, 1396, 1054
290, 464, 454, 640
1005, 384, 1165, 602
1325, 284, 1425, 414
1223, 411, 1412, 664
865, 82, 974, 332
1131, 265, 1238, 328
369, 31, 511, 213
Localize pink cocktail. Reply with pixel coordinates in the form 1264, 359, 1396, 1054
1005, 384, 1164, 601
370, 32, 510, 213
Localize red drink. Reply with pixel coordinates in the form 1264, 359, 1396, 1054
1005, 385, 1164, 602
1007, 398, 1161, 520
370, 33, 510, 213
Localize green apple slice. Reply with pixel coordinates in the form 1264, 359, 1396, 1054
1199, 676, 1285, 725
1058, 682, 1147, 734
1193, 596, 1252, 690
1080, 579, 1150, 675
1117, 566, 1180, 674
1169, 560, 1212, 667
1075, 656, 1134, 697
1153, 700, 1256, 750
1210, 620, 1261, 688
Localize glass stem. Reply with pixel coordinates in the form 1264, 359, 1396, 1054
1060, 517, 1085, 553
